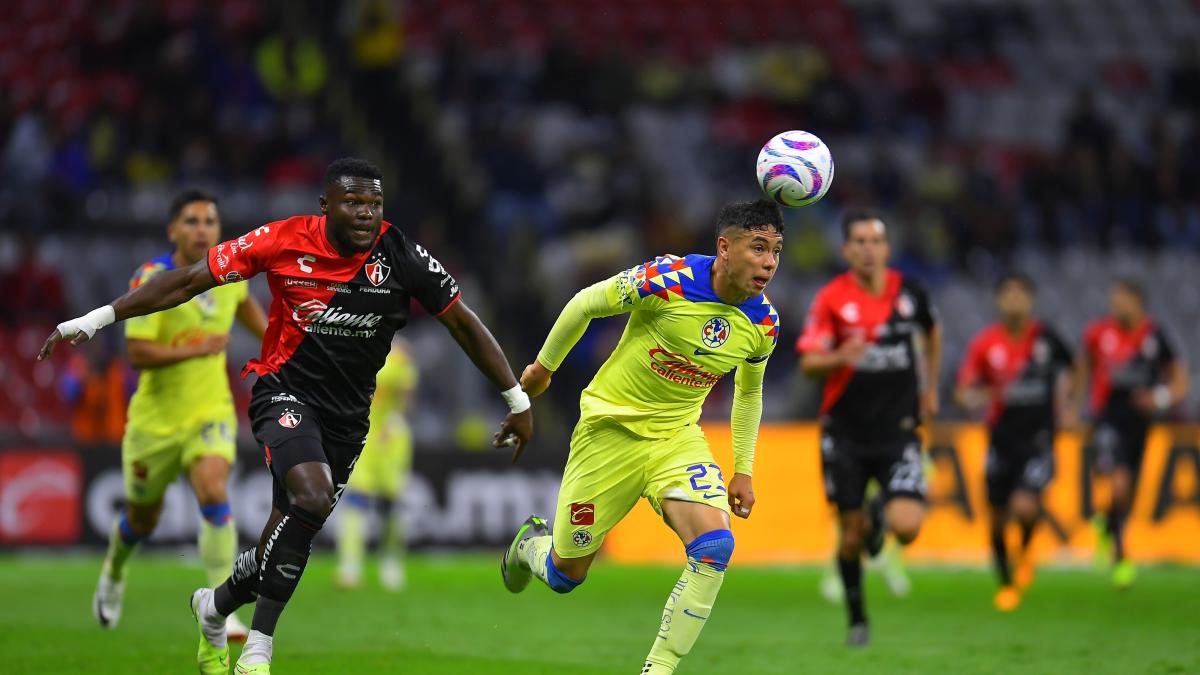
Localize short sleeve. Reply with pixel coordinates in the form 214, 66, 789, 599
796, 288, 835, 354
909, 281, 939, 331
956, 334, 987, 387
124, 262, 165, 340
399, 239, 461, 316
207, 222, 282, 285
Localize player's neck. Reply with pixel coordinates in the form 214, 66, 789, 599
710, 259, 751, 305
1115, 313, 1143, 330
1002, 316, 1030, 336
851, 270, 886, 296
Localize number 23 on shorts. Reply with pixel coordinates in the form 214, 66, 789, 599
686, 463, 727, 500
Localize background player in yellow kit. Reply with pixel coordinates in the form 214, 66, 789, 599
502, 200, 783, 675
335, 338, 418, 591
93, 190, 267, 641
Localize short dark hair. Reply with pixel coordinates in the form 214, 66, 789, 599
996, 272, 1036, 295
841, 208, 886, 241
324, 157, 383, 186
168, 189, 218, 222
715, 200, 785, 238
1112, 277, 1145, 303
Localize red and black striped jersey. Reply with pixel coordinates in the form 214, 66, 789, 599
1083, 316, 1178, 422
957, 320, 1073, 439
206, 215, 460, 433
796, 270, 938, 440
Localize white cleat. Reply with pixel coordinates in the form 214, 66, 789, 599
819, 568, 844, 604
379, 557, 406, 592
93, 567, 124, 629
226, 612, 250, 643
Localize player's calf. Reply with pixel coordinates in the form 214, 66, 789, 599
643, 529, 734, 674
885, 497, 925, 545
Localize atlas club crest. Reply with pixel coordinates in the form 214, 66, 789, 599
364, 255, 391, 287
278, 409, 302, 429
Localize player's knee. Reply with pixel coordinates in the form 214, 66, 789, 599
199, 501, 233, 527
125, 503, 162, 535
686, 529, 735, 572
1010, 494, 1038, 525
291, 488, 334, 520
193, 481, 229, 508
546, 553, 586, 594
838, 526, 865, 556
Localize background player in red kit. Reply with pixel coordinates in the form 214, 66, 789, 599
38, 158, 534, 674
796, 210, 942, 647
1081, 279, 1188, 589
955, 274, 1077, 611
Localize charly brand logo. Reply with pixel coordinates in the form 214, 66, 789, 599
647, 347, 722, 388
291, 299, 383, 337
569, 502, 595, 526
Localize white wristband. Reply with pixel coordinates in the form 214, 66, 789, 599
501, 384, 531, 414
1153, 385, 1171, 412
56, 305, 115, 340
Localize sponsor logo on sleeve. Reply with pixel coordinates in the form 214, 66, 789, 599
569, 502, 595, 526
278, 409, 302, 429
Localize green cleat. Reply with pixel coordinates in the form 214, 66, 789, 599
502, 515, 548, 593
1112, 559, 1138, 590
234, 663, 270, 674
189, 589, 230, 675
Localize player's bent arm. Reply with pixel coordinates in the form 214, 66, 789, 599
126, 337, 221, 370
799, 350, 845, 378
236, 293, 269, 340
953, 383, 988, 412
1162, 360, 1190, 410
535, 278, 626, 372
922, 321, 944, 413
39, 260, 218, 360
730, 357, 767, 477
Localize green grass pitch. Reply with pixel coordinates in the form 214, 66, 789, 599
3, 554, 1197, 674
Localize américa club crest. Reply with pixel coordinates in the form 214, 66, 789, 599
701, 317, 731, 348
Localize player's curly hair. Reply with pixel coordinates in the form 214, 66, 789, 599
324, 157, 383, 186
168, 189, 218, 222
715, 200, 785, 238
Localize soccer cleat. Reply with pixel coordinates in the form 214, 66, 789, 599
226, 612, 249, 643
234, 663, 270, 674
993, 586, 1021, 612
865, 494, 886, 558
502, 515, 548, 593
845, 622, 870, 648
878, 542, 911, 598
189, 589, 230, 675
1092, 515, 1112, 571
1112, 560, 1137, 590
333, 566, 362, 590
818, 567, 844, 604
1013, 556, 1036, 592
379, 556, 406, 592
93, 566, 124, 629
641, 661, 673, 674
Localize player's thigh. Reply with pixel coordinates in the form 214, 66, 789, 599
552, 421, 646, 559
660, 499, 730, 545
644, 424, 733, 524
249, 388, 328, 511
823, 433, 871, 513
184, 414, 238, 504
985, 448, 1018, 509
121, 427, 185, 506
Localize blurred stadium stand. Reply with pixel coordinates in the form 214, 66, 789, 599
1, 0, 1199, 447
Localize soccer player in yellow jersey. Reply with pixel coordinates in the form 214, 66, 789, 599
93, 190, 267, 640
335, 338, 418, 591
502, 200, 783, 674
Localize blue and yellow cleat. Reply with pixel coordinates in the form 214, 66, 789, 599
189, 589, 230, 675
502, 515, 548, 593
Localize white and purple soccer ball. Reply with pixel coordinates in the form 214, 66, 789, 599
755, 130, 834, 208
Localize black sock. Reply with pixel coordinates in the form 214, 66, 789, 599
991, 530, 1011, 586
214, 547, 260, 617
837, 556, 866, 626
1019, 520, 1035, 553
252, 505, 325, 636
1107, 509, 1126, 562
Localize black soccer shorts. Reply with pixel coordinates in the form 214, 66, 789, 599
820, 430, 927, 512
985, 430, 1055, 507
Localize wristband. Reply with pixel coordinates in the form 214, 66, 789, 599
501, 384, 531, 414
1152, 385, 1171, 412
56, 305, 115, 340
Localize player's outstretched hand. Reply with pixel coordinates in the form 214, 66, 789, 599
493, 409, 533, 463
519, 361, 552, 397
37, 327, 88, 361
728, 473, 755, 519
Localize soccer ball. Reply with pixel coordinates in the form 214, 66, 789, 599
755, 130, 834, 207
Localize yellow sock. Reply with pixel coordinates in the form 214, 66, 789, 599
198, 517, 237, 588
337, 499, 367, 580
644, 530, 733, 674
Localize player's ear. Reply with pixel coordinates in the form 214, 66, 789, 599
319, 194, 328, 215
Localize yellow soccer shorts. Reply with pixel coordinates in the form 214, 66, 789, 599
552, 418, 731, 559
347, 421, 413, 499
121, 413, 237, 505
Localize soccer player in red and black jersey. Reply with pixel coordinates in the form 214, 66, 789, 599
1080, 278, 1188, 589
39, 158, 534, 674
796, 210, 942, 647
955, 274, 1077, 612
